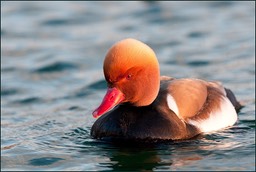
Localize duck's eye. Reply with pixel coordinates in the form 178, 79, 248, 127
126, 74, 132, 80
108, 78, 113, 83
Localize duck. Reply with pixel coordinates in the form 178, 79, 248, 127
91, 38, 242, 141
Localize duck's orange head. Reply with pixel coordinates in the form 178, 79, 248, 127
92, 38, 160, 118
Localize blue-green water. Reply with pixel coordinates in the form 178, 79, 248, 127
1, 1, 255, 171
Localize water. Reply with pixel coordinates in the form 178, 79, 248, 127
1, 1, 255, 171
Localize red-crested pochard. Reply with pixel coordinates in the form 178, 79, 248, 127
91, 38, 242, 141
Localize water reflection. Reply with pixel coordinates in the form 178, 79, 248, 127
101, 148, 161, 171
92, 140, 203, 171
67, 127, 251, 171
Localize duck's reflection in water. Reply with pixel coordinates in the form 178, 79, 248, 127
96, 140, 204, 171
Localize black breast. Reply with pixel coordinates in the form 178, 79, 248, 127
90, 103, 199, 141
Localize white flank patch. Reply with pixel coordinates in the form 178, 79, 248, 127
188, 97, 238, 133
167, 94, 179, 117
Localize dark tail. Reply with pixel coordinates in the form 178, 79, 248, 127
225, 88, 244, 112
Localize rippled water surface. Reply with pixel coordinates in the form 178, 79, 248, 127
1, 1, 255, 171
